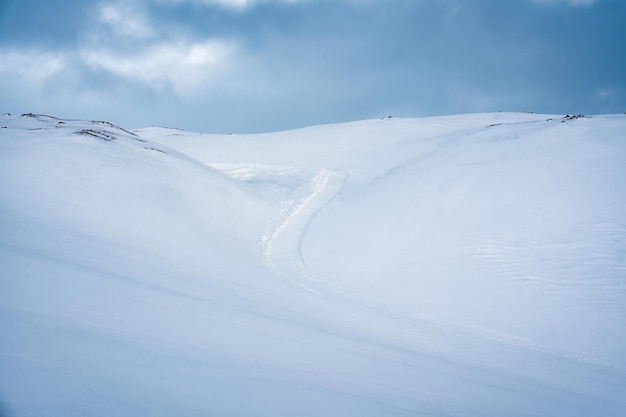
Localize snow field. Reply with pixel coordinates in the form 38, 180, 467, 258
1, 112, 625, 416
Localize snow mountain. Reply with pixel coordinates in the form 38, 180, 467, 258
1, 112, 626, 416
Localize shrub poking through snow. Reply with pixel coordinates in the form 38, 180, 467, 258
75, 129, 118, 141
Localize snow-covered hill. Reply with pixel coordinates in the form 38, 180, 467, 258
1, 112, 625, 416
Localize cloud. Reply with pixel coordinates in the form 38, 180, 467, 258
82, 2, 237, 97
0, 2, 237, 100
152, 0, 308, 10
80, 40, 235, 96
98, 4, 154, 39
0, 49, 67, 88
152, 0, 385, 8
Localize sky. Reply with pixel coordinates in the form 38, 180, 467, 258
0, 0, 625, 133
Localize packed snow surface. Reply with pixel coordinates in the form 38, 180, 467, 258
1, 112, 625, 416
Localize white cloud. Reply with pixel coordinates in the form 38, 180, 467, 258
98, 4, 154, 39
0, 3, 237, 100
81, 40, 234, 96
71, 2, 237, 97
0, 49, 66, 87
154, 0, 308, 10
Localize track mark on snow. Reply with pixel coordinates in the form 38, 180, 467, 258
207, 163, 626, 372
206, 163, 348, 284
260, 168, 348, 280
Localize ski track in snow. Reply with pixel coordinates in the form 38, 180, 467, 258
206, 163, 348, 290
260, 168, 347, 282
210, 159, 626, 372
208, 164, 626, 373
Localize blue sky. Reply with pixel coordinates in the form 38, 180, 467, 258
1, 0, 625, 132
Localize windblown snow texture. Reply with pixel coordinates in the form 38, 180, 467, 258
1, 112, 626, 416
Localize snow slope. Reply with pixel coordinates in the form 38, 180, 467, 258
1, 112, 626, 416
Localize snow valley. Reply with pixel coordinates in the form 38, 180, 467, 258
1, 112, 625, 416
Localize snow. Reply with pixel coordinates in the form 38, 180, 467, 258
1, 112, 626, 416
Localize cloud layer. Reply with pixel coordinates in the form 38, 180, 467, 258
0, 49, 66, 88
0, 0, 624, 132
81, 40, 234, 95
154, 0, 308, 9
1, 2, 235, 99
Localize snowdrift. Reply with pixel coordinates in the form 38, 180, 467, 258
1, 112, 625, 416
